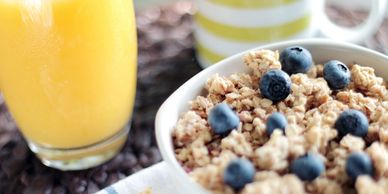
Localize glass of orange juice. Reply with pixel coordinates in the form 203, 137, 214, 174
0, 0, 137, 170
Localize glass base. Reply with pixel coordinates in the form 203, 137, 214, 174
28, 126, 129, 171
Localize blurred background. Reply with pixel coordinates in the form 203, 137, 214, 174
135, 0, 176, 9
135, 0, 388, 15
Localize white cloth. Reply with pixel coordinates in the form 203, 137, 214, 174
95, 162, 179, 194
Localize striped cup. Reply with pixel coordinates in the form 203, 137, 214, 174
195, 0, 387, 68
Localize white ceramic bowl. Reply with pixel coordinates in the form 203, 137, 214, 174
155, 39, 388, 194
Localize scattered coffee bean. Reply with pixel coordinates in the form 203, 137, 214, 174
87, 181, 100, 193
122, 153, 138, 171
93, 170, 108, 185
68, 177, 87, 194
106, 154, 125, 172
51, 185, 67, 194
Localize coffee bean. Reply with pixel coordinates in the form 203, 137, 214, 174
22, 176, 53, 194
2, 140, 16, 151
147, 147, 162, 164
92, 170, 108, 185
130, 164, 144, 174
32, 157, 48, 174
105, 172, 126, 186
12, 141, 28, 160
122, 153, 138, 171
122, 142, 133, 153
0, 181, 7, 193
132, 129, 151, 151
139, 147, 162, 167
106, 154, 125, 172
68, 177, 87, 194
86, 181, 100, 193
138, 152, 150, 167
52, 185, 67, 194
20, 172, 31, 186
2, 158, 24, 177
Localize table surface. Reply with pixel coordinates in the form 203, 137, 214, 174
0, 2, 387, 194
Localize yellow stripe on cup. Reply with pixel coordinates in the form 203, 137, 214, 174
196, 41, 226, 65
195, 13, 311, 42
208, 0, 300, 9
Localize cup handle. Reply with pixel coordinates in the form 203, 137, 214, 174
318, 0, 387, 43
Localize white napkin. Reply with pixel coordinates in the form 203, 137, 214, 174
95, 162, 179, 194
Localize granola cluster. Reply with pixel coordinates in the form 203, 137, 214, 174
172, 49, 388, 194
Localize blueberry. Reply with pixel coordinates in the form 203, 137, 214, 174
291, 153, 325, 181
208, 103, 240, 135
259, 69, 291, 102
266, 112, 287, 135
280, 46, 313, 75
223, 158, 255, 190
345, 152, 374, 180
335, 109, 369, 138
323, 60, 351, 90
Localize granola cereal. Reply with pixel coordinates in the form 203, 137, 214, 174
172, 49, 388, 194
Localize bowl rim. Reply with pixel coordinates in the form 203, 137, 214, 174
155, 38, 388, 193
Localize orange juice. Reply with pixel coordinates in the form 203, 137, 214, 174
0, 0, 137, 149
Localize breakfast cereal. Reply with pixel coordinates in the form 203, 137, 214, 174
172, 48, 388, 194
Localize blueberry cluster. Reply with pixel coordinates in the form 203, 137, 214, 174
278, 47, 374, 182
214, 46, 376, 190
260, 46, 353, 103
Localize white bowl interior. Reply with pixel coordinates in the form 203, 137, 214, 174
155, 38, 388, 193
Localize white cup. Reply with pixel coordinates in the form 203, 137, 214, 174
194, 0, 387, 68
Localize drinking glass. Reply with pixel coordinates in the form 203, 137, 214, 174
0, 0, 137, 170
